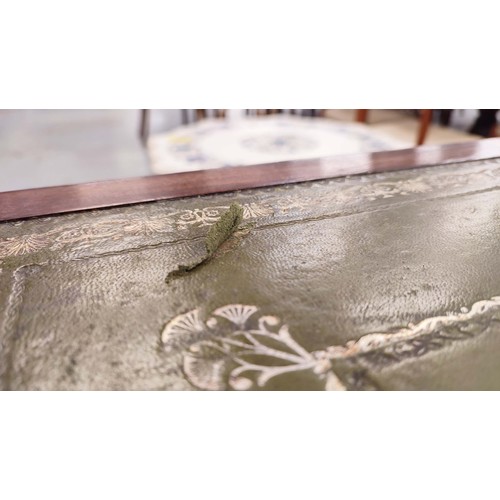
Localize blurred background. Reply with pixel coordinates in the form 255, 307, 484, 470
0, 109, 497, 192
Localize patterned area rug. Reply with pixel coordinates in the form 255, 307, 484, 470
147, 116, 406, 174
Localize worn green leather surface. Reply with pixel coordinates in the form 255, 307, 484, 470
2, 157, 500, 390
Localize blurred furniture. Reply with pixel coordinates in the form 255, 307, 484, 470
438, 110, 498, 138
356, 109, 433, 145
140, 110, 314, 143
139, 109, 150, 144
470, 110, 499, 138
140, 109, 226, 144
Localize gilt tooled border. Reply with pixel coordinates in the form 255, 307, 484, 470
0, 265, 30, 389
0, 203, 274, 261
161, 297, 500, 391
2, 259, 499, 390
2, 159, 500, 262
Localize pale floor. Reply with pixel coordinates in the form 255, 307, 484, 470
0, 109, 486, 192
0, 110, 150, 192
325, 109, 483, 145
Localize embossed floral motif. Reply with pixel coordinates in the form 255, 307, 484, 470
342, 297, 500, 369
175, 206, 235, 228
211, 304, 258, 327
0, 202, 273, 259
162, 309, 206, 352
174, 203, 273, 229
355, 179, 432, 200
273, 176, 435, 213
0, 234, 53, 257
121, 218, 175, 235
241, 203, 274, 219
273, 166, 500, 213
162, 304, 346, 391
51, 223, 122, 249
162, 297, 500, 391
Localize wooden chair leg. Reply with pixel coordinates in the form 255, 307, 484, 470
215, 109, 226, 118
195, 109, 207, 120
356, 109, 368, 123
139, 109, 150, 144
439, 109, 453, 126
417, 109, 433, 145
488, 120, 498, 138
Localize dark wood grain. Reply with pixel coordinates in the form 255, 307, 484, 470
417, 109, 433, 145
1, 138, 500, 222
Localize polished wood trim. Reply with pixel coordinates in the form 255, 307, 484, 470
1, 138, 500, 222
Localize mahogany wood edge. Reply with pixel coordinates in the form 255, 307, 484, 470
1, 138, 500, 223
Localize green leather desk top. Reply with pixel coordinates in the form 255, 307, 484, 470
2, 156, 500, 390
